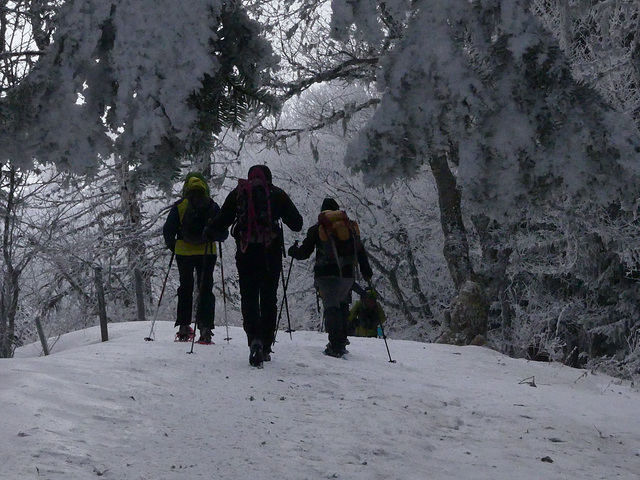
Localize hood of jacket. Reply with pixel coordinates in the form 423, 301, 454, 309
182, 172, 210, 197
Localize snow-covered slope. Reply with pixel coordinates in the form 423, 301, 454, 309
3, 321, 639, 480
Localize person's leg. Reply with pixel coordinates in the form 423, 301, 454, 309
195, 254, 217, 329
341, 301, 351, 333
324, 306, 344, 348
176, 255, 195, 327
236, 253, 262, 347
316, 277, 354, 354
259, 252, 282, 354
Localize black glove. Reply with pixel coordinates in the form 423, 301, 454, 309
288, 244, 299, 258
166, 241, 175, 253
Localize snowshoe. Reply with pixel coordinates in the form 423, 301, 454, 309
249, 339, 264, 368
175, 325, 194, 342
196, 327, 214, 345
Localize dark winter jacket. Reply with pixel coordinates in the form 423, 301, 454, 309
163, 197, 226, 256
207, 182, 303, 255
291, 223, 373, 279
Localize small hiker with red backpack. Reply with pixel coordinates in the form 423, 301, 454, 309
288, 198, 373, 357
205, 165, 303, 367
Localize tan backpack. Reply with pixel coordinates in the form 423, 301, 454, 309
317, 210, 360, 275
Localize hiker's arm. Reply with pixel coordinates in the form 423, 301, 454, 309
210, 189, 237, 231
162, 204, 180, 251
357, 244, 373, 281
377, 304, 386, 324
289, 225, 317, 260
206, 201, 229, 242
279, 191, 303, 232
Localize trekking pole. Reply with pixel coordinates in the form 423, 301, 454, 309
275, 240, 297, 342
145, 251, 175, 341
367, 281, 396, 363
280, 251, 295, 340
219, 241, 231, 342
188, 242, 209, 354
378, 323, 396, 363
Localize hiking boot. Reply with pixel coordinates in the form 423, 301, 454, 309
324, 343, 346, 358
263, 352, 272, 362
197, 326, 213, 344
249, 339, 264, 367
176, 325, 193, 342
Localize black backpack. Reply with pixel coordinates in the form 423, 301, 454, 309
233, 168, 278, 252
180, 197, 215, 245
360, 304, 380, 329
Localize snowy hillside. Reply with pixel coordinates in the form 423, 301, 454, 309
3, 321, 640, 480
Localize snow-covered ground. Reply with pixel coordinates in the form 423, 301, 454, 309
3, 321, 640, 480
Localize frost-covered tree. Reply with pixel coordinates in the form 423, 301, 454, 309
1, 0, 280, 326
337, 0, 640, 230
0, 0, 61, 357
1, 0, 278, 182
532, 0, 640, 127
332, 0, 640, 350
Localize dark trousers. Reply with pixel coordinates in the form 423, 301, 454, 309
175, 254, 217, 329
236, 244, 282, 353
315, 277, 354, 348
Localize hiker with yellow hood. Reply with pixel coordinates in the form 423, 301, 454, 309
163, 173, 227, 343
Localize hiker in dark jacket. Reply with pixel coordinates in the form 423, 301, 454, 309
288, 197, 373, 357
163, 173, 227, 343
205, 165, 303, 366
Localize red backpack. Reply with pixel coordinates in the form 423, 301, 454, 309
233, 168, 277, 252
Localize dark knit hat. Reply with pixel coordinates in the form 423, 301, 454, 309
248, 164, 272, 183
321, 197, 339, 211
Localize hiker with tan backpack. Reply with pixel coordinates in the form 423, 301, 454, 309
288, 198, 373, 357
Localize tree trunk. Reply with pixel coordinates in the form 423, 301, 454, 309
0, 268, 19, 358
35, 315, 50, 356
94, 266, 109, 341
398, 226, 433, 319
116, 159, 149, 322
428, 150, 473, 291
0, 168, 19, 358
472, 215, 513, 329
429, 150, 490, 345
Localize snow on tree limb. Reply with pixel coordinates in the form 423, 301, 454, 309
0, 0, 278, 183
336, 0, 640, 217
